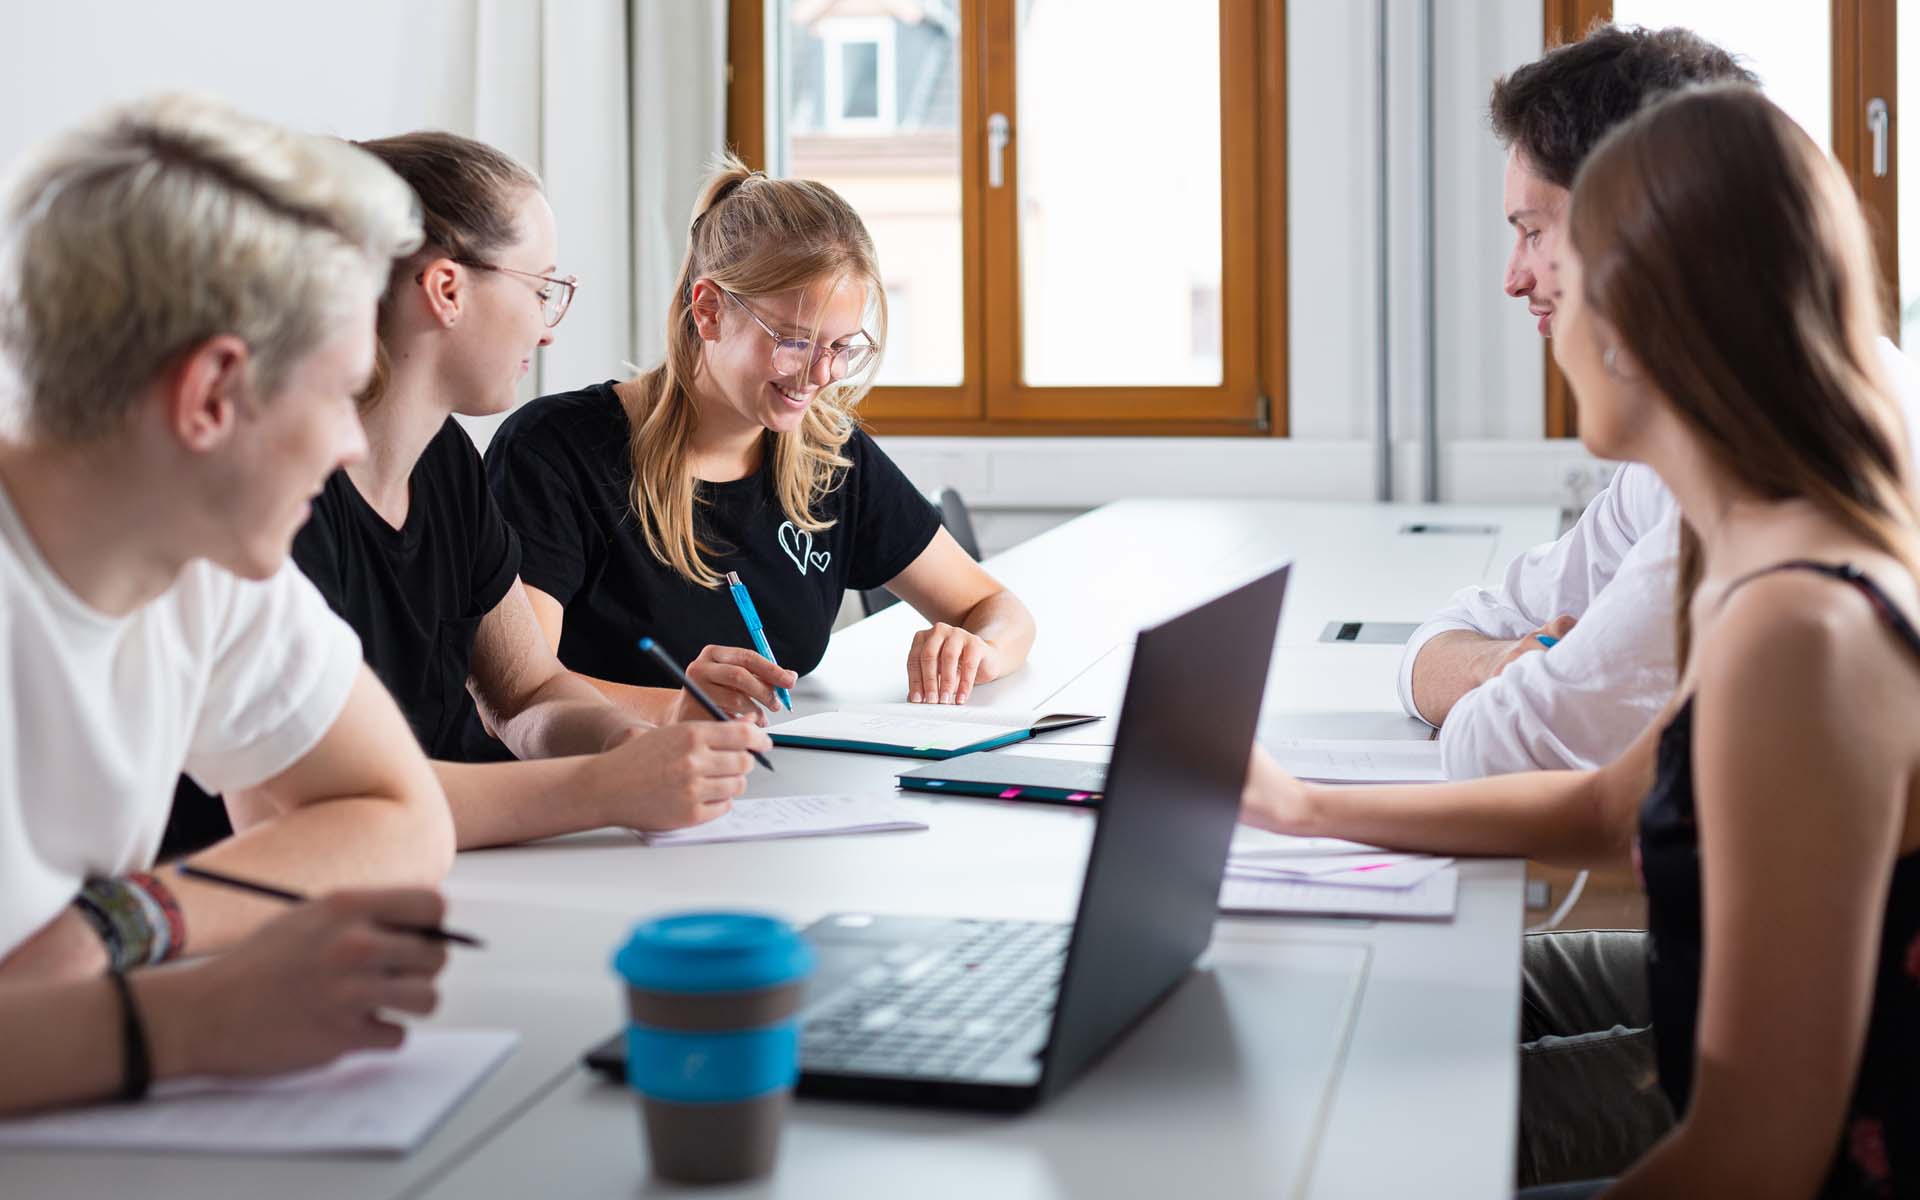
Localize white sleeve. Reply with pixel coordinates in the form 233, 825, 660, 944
1435, 509, 1681, 776
1875, 337, 1920, 468
183, 562, 363, 796
1395, 462, 1671, 722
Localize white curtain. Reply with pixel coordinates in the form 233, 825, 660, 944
460, 0, 726, 449
628, 0, 729, 368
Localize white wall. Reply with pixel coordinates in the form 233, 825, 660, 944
0, 0, 637, 451
0, 1, 477, 160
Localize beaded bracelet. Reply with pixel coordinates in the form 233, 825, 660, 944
104, 968, 152, 1103
71, 872, 187, 971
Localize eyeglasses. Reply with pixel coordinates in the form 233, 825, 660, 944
720, 287, 878, 382
454, 257, 578, 327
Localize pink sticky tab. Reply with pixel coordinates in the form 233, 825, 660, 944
999, 788, 1023, 799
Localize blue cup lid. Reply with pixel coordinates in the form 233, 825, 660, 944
613, 912, 814, 993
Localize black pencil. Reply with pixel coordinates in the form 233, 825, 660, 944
176, 864, 484, 948
637, 637, 776, 772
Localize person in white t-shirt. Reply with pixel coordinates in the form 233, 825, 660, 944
0, 95, 456, 1114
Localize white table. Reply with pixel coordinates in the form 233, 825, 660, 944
0, 499, 1557, 1200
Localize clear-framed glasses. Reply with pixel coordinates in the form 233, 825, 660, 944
720, 287, 878, 381
454, 257, 578, 327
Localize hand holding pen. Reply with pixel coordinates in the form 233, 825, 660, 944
640, 639, 778, 772
668, 644, 797, 726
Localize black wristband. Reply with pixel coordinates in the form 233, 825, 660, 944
105, 968, 151, 1103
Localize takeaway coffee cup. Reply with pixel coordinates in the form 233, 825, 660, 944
613, 912, 815, 1184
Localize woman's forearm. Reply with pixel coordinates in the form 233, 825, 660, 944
1249, 754, 1630, 867
963, 589, 1035, 678
483, 670, 651, 760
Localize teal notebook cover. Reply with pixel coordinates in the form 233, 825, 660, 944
769, 712, 1101, 760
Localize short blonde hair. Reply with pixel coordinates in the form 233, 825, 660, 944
0, 93, 423, 443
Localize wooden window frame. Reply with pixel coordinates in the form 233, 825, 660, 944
1832, 0, 1899, 336
1541, 0, 1900, 437
726, 0, 1289, 437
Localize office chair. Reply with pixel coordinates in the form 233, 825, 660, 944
859, 487, 980, 617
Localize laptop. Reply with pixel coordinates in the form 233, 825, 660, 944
586, 563, 1289, 1111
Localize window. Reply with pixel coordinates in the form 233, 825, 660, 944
729, 0, 1287, 435
1542, 1, 1900, 437
818, 17, 897, 131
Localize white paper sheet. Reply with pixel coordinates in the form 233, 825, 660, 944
639, 793, 928, 846
770, 711, 1030, 753
0, 1028, 517, 1155
1225, 854, 1453, 890
1265, 738, 1445, 784
1220, 867, 1459, 919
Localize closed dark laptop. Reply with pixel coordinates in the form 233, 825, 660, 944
586, 564, 1288, 1111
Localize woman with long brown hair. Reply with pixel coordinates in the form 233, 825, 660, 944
1245, 85, 1920, 1197
488, 158, 1033, 715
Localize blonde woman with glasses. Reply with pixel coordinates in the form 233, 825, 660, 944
175, 132, 770, 858
487, 158, 1034, 716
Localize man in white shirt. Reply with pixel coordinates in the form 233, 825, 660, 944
0, 95, 455, 1114
1389, 27, 1779, 1190
1400, 35, 1920, 781
1404, 344, 1920, 779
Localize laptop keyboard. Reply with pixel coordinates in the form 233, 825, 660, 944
801, 919, 1070, 1080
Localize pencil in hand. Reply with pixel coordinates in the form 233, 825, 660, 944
175, 864, 484, 948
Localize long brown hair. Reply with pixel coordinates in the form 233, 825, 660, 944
1568, 84, 1920, 667
351, 131, 541, 409
626, 155, 886, 588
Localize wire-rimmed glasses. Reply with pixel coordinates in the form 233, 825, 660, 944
455, 257, 578, 327
720, 287, 878, 381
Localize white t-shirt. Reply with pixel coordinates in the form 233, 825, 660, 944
1401, 337, 1920, 778
0, 481, 362, 958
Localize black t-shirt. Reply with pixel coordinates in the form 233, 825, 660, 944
292, 417, 521, 760
486, 381, 940, 690
162, 417, 521, 856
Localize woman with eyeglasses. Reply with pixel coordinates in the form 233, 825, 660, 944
183, 132, 770, 856
485, 158, 1034, 718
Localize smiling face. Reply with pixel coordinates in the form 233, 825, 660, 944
445, 187, 560, 416
690, 275, 870, 437
1503, 149, 1571, 339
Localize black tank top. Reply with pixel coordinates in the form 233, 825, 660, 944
1640, 561, 1920, 1195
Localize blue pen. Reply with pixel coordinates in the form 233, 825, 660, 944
725, 570, 793, 711
1535, 634, 1559, 648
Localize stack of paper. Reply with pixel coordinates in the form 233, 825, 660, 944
637, 793, 928, 846
1219, 830, 1459, 919
1264, 738, 1445, 784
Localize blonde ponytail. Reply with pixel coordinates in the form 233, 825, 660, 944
624, 155, 886, 587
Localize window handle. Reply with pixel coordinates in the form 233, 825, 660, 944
987, 112, 1011, 189
1869, 98, 1890, 178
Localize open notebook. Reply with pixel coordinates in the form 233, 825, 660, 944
0, 1029, 517, 1156
636, 793, 927, 845
769, 706, 1102, 759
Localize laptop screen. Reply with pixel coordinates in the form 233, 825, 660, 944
1038, 564, 1290, 1095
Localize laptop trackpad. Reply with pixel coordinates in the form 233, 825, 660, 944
1041, 939, 1370, 1195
